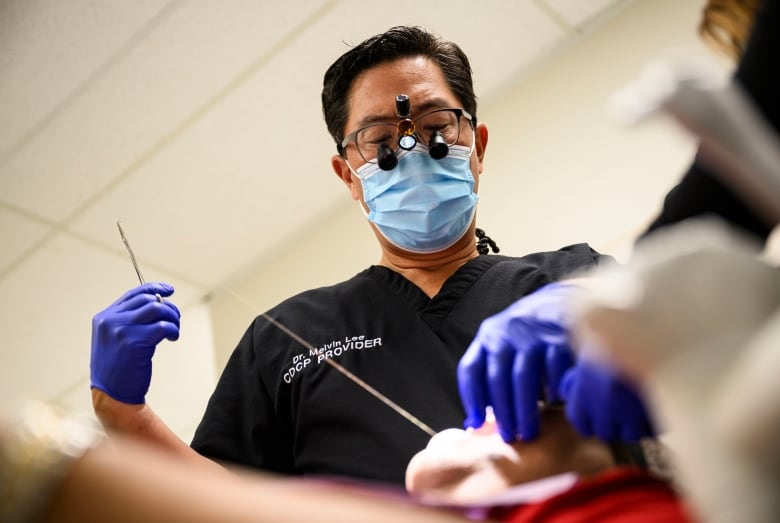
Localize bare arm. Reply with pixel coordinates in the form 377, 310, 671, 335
92, 389, 221, 473
41, 432, 477, 523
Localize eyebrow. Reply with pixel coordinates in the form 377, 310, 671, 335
352, 97, 456, 129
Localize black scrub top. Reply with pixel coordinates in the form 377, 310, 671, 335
191, 245, 610, 485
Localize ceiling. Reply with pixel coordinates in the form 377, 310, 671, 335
0, 0, 638, 414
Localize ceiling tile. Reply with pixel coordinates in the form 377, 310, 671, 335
311, 0, 567, 105
0, 207, 50, 274
546, 0, 625, 27
0, 0, 333, 222
0, 0, 168, 157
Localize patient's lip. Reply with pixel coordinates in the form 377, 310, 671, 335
472, 418, 497, 435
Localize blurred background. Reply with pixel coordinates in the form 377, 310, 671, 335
1, 0, 731, 439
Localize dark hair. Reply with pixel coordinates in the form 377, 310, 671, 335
321, 26, 477, 154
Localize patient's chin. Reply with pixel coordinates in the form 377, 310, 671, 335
405, 409, 616, 505
405, 431, 519, 504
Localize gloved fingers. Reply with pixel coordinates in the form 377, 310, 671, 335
565, 364, 618, 441
164, 299, 181, 320
94, 303, 180, 349
485, 338, 519, 442
582, 362, 643, 442
131, 320, 181, 345
591, 408, 620, 442
620, 421, 646, 442
562, 361, 655, 442
113, 321, 179, 348
545, 343, 574, 403
457, 340, 489, 430
511, 343, 545, 441
560, 368, 595, 439
111, 282, 175, 308
116, 297, 181, 326
615, 383, 655, 441
110, 290, 180, 320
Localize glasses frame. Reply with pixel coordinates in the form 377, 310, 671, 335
339, 107, 476, 164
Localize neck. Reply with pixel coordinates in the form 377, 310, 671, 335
378, 234, 480, 298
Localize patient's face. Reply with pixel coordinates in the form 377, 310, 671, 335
405, 406, 616, 505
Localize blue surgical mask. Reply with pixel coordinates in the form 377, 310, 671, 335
351, 143, 479, 253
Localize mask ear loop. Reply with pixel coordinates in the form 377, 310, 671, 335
343, 158, 373, 222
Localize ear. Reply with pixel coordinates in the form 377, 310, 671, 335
474, 123, 488, 175
331, 155, 361, 201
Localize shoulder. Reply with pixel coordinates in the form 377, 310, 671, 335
492, 243, 612, 271
459, 245, 611, 302
240, 268, 382, 342
268, 267, 380, 312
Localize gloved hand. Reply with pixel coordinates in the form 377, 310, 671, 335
457, 282, 581, 442
90, 283, 180, 404
559, 359, 655, 442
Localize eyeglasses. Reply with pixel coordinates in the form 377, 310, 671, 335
340, 108, 476, 165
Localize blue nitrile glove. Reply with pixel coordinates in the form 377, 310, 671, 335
559, 360, 655, 442
90, 282, 180, 404
458, 282, 581, 442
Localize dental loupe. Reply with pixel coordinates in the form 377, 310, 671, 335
375, 94, 452, 170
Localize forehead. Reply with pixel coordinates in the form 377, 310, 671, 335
345, 56, 460, 130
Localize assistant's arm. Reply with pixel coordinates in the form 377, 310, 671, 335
1, 401, 474, 523
30, 423, 474, 523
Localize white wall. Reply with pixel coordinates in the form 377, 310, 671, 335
477, 0, 722, 261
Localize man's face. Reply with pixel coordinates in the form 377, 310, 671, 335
332, 56, 486, 205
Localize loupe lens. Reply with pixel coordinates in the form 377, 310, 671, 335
376, 143, 398, 170
428, 131, 449, 159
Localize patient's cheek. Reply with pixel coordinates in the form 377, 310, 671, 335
407, 409, 617, 504
405, 426, 517, 498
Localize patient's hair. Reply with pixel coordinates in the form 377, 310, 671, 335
699, 0, 761, 60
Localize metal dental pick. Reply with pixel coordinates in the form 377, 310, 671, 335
222, 288, 437, 437
113, 220, 436, 438
116, 221, 162, 302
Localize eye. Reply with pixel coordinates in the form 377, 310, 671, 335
418, 111, 459, 143
359, 125, 396, 145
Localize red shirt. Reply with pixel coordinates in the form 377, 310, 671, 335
495, 468, 696, 523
